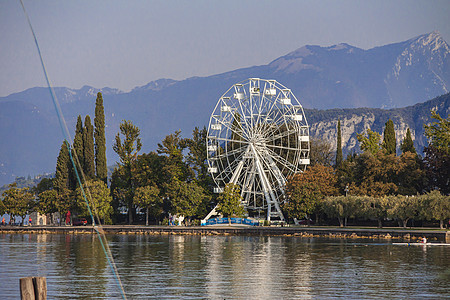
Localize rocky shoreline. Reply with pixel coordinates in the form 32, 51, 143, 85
1, 225, 449, 242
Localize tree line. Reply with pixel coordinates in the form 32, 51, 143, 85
1, 93, 449, 228
284, 113, 449, 228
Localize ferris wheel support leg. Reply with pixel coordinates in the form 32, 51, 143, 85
251, 145, 285, 222
229, 146, 250, 185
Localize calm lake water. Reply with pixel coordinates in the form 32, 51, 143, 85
0, 233, 449, 299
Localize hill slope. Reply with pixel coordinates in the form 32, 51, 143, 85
0, 32, 449, 185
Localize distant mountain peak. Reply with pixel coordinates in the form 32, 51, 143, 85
132, 78, 177, 92
411, 31, 450, 53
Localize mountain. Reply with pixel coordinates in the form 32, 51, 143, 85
306, 93, 450, 156
0, 32, 449, 186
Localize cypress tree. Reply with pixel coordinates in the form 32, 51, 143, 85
94, 92, 107, 183
68, 116, 85, 190
83, 115, 96, 179
54, 141, 71, 192
336, 119, 343, 168
382, 119, 396, 155
400, 128, 416, 154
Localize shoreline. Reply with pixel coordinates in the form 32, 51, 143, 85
1, 225, 449, 242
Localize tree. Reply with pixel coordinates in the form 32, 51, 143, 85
420, 190, 450, 229
382, 119, 396, 155
33, 177, 54, 195
357, 128, 381, 155
2, 183, 35, 225
216, 183, 245, 224
55, 188, 75, 225
76, 180, 113, 224
71, 115, 84, 188
113, 120, 142, 166
340, 151, 398, 197
284, 165, 338, 223
94, 92, 107, 183
336, 119, 343, 168
83, 115, 96, 179
387, 195, 420, 228
423, 111, 450, 194
166, 179, 208, 223
133, 185, 162, 225
54, 141, 71, 192
423, 145, 450, 194
364, 196, 390, 228
157, 130, 189, 182
36, 189, 58, 216
0, 198, 6, 217
323, 195, 361, 227
310, 137, 334, 167
400, 128, 416, 154
112, 120, 142, 224
424, 110, 450, 154
185, 127, 213, 189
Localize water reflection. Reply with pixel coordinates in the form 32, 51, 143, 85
0, 234, 449, 299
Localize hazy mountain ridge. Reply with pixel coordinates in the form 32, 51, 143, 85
0, 32, 449, 186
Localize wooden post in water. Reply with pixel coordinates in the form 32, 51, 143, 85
33, 277, 47, 300
20, 277, 47, 300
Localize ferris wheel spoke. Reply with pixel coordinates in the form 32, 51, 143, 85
213, 145, 249, 181
265, 128, 298, 142
265, 143, 299, 152
264, 147, 299, 174
209, 136, 249, 147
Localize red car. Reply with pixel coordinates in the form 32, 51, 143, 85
73, 218, 88, 226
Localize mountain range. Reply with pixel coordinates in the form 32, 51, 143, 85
0, 32, 449, 186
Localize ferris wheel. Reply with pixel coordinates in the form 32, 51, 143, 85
206, 78, 310, 221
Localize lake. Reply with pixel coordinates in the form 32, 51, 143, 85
0, 233, 449, 299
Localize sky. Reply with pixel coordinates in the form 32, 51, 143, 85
1, 0, 449, 97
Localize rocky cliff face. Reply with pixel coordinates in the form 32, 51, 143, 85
307, 93, 450, 155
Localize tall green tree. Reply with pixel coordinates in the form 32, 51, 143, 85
335, 119, 343, 168
94, 92, 107, 183
423, 111, 450, 193
424, 111, 450, 154
186, 127, 214, 190
133, 185, 162, 226
382, 119, 396, 155
400, 128, 416, 154
76, 180, 113, 224
216, 183, 245, 225
54, 141, 71, 192
357, 128, 381, 155
157, 130, 189, 182
112, 120, 142, 224
83, 115, 96, 179
71, 115, 84, 188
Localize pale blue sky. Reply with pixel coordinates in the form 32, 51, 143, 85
1, 0, 449, 97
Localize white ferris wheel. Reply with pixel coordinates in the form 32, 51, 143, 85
206, 78, 310, 221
